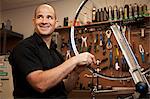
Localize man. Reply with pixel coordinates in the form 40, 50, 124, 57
8, 3, 96, 99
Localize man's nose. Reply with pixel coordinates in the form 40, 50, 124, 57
42, 18, 48, 24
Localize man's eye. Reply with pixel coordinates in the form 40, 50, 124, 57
47, 16, 53, 19
37, 15, 43, 19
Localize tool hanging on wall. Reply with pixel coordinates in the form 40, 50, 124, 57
99, 32, 104, 47
77, 36, 82, 51
94, 45, 96, 53
89, 33, 93, 44
61, 36, 67, 48
132, 42, 136, 54
109, 49, 113, 68
101, 31, 106, 56
87, 45, 92, 53
96, 59, 101, 66
95, 58, 109, 72
65, 50, 71, 60
121, 26, 127, 35
114, 45, 120, 70
105, 30, 112, 50
96, 58, 108, 66
121, 55, 129, 72
94, 33, 98, 44
127, 26, 131, 46
139, 44, 145, 63
75, 34, 79, 48
96, 66, 100, 90
93, 33, 99, 53
68, 39, 74, 53
140, 28, 145, 38
80, 36, 88, 52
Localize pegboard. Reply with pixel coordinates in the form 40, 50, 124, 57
55, 17, 150, 90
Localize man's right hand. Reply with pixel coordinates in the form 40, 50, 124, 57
75, 52, 96, 66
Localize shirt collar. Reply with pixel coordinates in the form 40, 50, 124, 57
33, 32, 57, 49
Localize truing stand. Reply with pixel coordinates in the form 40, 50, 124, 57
110, 24, 149, 98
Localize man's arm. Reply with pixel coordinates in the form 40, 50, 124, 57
26, 56, 78, 93
26, 52, 95, 93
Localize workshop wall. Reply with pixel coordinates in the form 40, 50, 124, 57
1, 6, 35, 38
58, 18, 150, 91
1, 0, 83, 38
1, 0, 150, 38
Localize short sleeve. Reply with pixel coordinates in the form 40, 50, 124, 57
10, 44, 43, 77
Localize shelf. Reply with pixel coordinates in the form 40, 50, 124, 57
0, 29, 23, 39
55, 16, 150, 31
0, 29, 24, 55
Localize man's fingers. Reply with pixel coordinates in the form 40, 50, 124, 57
89, 53, 96, 64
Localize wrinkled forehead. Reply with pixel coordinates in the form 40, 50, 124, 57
34, 4, 56, 18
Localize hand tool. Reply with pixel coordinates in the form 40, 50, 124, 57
140, 28, 145, 38
121, 55, 129, 72
122, 26, 126, 36
99, 32, 103, 47
96, 67, 100, 90
127, 26, 131, 46
87, 45, 92, 53
106, 30, 112, 50
109, 50, 113, 68
94, 34, 98, 44
139, 44, 145, 63
96, 58, 108, 66
81, 36, 88, 52
65, 50, 71, 60
114, 45, 120, 70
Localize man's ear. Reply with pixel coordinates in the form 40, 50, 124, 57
32, 18, 36, 26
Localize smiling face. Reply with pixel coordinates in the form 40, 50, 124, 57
33, 4, 56, 36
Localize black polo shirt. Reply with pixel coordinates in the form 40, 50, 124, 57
8, 33, 67, 98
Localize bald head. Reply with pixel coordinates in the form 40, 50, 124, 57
32, 3, 57, 35
34, 3, 56, 19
